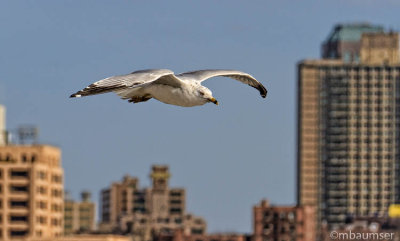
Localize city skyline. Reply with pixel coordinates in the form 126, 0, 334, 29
1, 0, 400, 233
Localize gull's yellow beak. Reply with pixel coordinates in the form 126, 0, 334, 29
209, 97, 219, 105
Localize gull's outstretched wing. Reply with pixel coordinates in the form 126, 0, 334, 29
177, 69, 267, 98
70, 69, 175, 98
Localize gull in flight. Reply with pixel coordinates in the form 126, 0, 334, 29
70, 69, 267, 107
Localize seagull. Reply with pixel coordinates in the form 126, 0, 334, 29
70, 69, 267, 107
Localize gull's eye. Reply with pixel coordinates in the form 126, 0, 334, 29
199, 91, 205, 96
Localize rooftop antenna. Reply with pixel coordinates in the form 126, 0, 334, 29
17, 125, 39, 145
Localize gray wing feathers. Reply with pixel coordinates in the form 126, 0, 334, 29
152, 74, 182, 88
70, 69, 174, 98
177, 69, 267, 98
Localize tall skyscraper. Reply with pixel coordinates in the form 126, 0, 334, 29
297, 23, 400, 230
0, 144, 64, 240
99, 165, 206, 241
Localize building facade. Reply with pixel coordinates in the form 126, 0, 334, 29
99, 165, 206, 241
298, 24, 400, 231
0, 144, 64, 240
253, 199, 315, 241
64, 191, 96, 235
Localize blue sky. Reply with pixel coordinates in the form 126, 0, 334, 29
1, 0, 400, 233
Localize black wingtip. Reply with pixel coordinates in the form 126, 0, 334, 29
260, 86, 268, 98
70, 94, 76, 98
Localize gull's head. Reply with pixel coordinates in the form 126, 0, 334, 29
197, 86, 218, 105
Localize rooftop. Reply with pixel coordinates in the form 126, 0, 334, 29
325, 23, 384, 42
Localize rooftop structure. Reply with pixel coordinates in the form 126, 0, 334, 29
322, 23, 384, 62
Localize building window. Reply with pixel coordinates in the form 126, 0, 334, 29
37, 216, 47, 224
10, 170, 29, 178
51, 218, 61, 226
52, 203, 62, 212
170, 191, 182, 197
191, 229, 204, 235
10, 215, 28, 222
37, 186, 47, 195
21, 154, 27, 163
10, 200, 28, 208
37, 171, 47, 180
10, 185, 29, 193
170, 199, 182, 204
51, 189, 62, 197
169, 208, 182, 214
37, 201, 47, 209
10, 230, 28, 237
52, 175, 62, 183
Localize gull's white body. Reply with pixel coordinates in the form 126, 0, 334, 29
145, 82, 207, 107
70, 69, 267, 107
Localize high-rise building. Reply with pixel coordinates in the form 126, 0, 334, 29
0, 144, 64, 240
253, 199, 316, 241
297, 23, 400, 231
64, 191, 96, 235
0, 105, 6, 146
99, 165, 206, 241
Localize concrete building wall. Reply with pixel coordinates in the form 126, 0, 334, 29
0, 145, 64, 240
361, 33, 400, 64
64, 192, 95, 235
253, 199, 316, 241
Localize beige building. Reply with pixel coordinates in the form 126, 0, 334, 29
361, 32, 400, 65
99, 165, 206, 241
253, 199, 315, 241
298, 23, 400, 231
0, 144, 64, 240
64, 191, 96, 235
